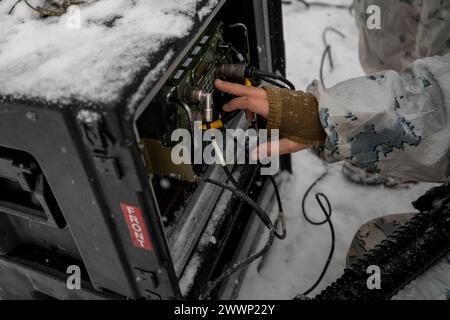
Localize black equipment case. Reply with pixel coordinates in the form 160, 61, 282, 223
0, 0, 288, 300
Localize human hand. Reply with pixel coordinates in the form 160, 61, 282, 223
250, 138, 309, 160
215, 79, 269, 122
215, 79, 309, 160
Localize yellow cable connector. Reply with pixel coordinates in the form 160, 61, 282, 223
200, 119, 223, 131
200, 80, 249, 131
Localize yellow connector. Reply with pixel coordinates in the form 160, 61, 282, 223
200, 119, 223, 130
200, 79, 249, 131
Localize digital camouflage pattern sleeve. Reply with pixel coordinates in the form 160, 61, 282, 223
308, 0, 450, 182
311, 53, 450, 182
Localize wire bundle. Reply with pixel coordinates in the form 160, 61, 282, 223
9, 0, 86, 16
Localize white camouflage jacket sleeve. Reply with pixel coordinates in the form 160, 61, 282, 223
311, 53, 450, 182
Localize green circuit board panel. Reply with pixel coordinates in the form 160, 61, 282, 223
138, 21, 234, 145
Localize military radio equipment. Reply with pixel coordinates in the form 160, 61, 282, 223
0, 0, 289, 300
137, 22, 239, 181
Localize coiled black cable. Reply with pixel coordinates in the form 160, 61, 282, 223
245, 64, 336, 297
201, 69, 334, 299
319, 27, 346, 89
300, 168, 335, 296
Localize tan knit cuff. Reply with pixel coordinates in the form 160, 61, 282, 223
265, 87, 283, 131
263, 87, 326, 146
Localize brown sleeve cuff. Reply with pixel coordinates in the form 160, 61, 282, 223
265, 87, 283, 131
264, 87, 326, 146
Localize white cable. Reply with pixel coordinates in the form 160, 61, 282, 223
211, 138, 226, 166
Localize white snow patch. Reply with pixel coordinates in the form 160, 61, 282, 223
238, 151, 435, 299
393, 259, 450, 300
197, 0, 219, 21
209, 236, 217, 245
126, 49, 174, 112
178, 187, 234, 296
282, 0, 363, 90
178, 254, 202, 296
0, 0, 216, 107
76, 109, 100, 123
238, 1, 443, 300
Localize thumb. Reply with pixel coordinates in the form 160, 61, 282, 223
251, 138, 308, 160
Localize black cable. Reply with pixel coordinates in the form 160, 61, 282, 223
261, 77, 290, 89
269, 175, 287, 240
230, 45, 248, 64
222, 165, 239, 189
199, 117, 287, 298
219, 109, 242, 124
206, 121, 240, 188
200, 170, 287, 299
226, 23, 251, 63
297, 26, 341, 293
254, 70, 296, 91
205, 163, 332, 299
296, 0, 353, 12
218, 162, 285, 240
203, 68, 335, 298
319, 27, 346, 89
216, 121, 286, 240
322, 28, 346, 67
319, 45, 331, 89
249, 115, 286, 241
238, 35, 337, 298
8, 0, 22, 14
204, 158, 334, 299
300, 169, 335, 296
200, 177, 276, 299
218, 64, 296, 90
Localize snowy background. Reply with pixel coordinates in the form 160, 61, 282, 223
238, 0, 449, 300
1, 0, 448, 301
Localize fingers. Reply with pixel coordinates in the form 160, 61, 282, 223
222, 97, 248, 112
251, 138, 308, 160
215, 79, 267, 99
245, 110, 255, 123
223, 96, 269, 118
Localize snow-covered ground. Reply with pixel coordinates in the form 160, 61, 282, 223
238, 0, 449, 300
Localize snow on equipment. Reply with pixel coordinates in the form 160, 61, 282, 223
0, 0, 288, 300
